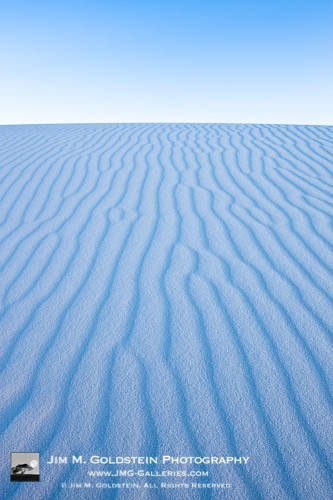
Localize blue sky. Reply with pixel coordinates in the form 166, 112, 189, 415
0, 0, 332, 124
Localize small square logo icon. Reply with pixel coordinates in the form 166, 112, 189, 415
10, 452, 40, 482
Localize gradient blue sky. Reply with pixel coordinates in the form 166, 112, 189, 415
1, 0, 332, 124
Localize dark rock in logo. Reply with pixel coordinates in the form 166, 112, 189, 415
12, 463, 34, 475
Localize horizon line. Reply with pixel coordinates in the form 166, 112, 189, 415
0, 121, 332, 127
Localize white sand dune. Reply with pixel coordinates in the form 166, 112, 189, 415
0, 123, 332, 499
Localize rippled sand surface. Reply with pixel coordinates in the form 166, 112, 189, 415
0, 123, 332, 499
